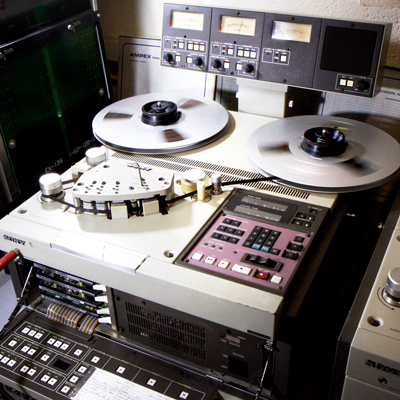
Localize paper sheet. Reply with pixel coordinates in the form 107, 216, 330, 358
118, 37, 215, 101
71, 368, 175, 400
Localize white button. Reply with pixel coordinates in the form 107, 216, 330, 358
47, 338, 55, 345
7, 360, 16, 367
21, 346, 30, 353
187, 43, 193, 50
48, 378, 57, 386
244, 51, 250, 58
27, 368, 36, 376
280, 55, 287, 63
186, 56, 193, 63
60, 344, 69, 350
78, 366, 87, 373
91, 356, 100, 363
204, 256, 216, 265
340, 79, 347, 86
347, 80, 354, 87
8, 340, 17, 347
191, 252, 203, 261
34, 333, 43, 340
22, 328, 30, 334
250, 51, 257, 58
237, 49, 244, 57
178, 42, 184, 49
53, 341, 62, 348
227, 48, 234, 56
74, 349, 83, 356
147, 379, 156, 386
41, 354, 50, 362
20, 366, 30, 373
70, 376, 79, 383
271, 275, 283, 284
218, 260, 229, 269
194, 44, 199, 51
116, 366, 125, 374
27, 349, 36, 356
223, 62, 230, 69
0, 355, 3, 360
28, 330, 36, 337
200, 45, 205, 52
61, 386, 71, 394
176, 55, 181, 62
180, 392, 190, 399
1, 357, 10, 364
41, 375, 50, 382
236, 64, 243, 71
231, 264, 252, 275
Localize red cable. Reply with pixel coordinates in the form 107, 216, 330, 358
0, 249, 19, 271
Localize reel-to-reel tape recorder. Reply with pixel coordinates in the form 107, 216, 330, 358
0, 5, 399, 400
0, 88, 399, 400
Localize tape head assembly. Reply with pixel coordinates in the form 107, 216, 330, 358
246, 115, 400, 193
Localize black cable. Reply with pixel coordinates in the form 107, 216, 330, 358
167, 175, 279, 205
42, 195, 110, 216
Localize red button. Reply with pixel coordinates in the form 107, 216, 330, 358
255, 271, 269, 280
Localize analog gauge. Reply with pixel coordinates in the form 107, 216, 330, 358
171, 11, 204, 31
220, 16, 256, 36
271, 21, 312, 43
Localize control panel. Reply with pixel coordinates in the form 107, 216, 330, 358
208, 8, 265, 79
0, 310, 222, 400
176, 189, 328, 294
161, 4, 391, 97
161, 4, 212, 72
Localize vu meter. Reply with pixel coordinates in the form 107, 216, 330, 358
209, 9, 265, 79
259, 14, 322, 88
161, 4, 212, 72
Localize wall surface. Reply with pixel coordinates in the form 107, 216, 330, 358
97, 0, 400, 68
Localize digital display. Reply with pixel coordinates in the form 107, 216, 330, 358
242, 196, 288, 212
271, 21, 312, 43
171, 11, 204, 31
234, 205, 282, 222
320, 26, 377, 76
220, 15, 256, 36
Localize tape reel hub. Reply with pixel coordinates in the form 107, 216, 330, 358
141, 100, 181, 126
301, 127, 346, 157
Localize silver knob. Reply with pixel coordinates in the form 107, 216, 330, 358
210, 172, 223, 195
383, 268, 400, 307
86, 147, 107, 166
39, 173, 64, 202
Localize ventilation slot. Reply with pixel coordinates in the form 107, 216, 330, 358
125, 302, 206, 360
112, 152, 310, 200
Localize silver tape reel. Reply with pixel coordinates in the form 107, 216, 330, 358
92, 93, 229, 154
246, 115, 400, 193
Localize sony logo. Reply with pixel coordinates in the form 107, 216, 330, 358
130, 53, 151, 59
3, 235, 25, 246
366, 359, 400, 376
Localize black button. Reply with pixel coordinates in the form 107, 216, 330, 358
243, 241, 253, 248
223, 218, 232, 224
220, 235, 229, 241
270, 248, 280, 256
226, 227, 235, 234
234, 230, 244, 236
287, 242, 303, 252
228, 237, 239, 244
217, 225, 226, 232
231, 220, 241, 227
283, 250, 298, 260
294, 236, 304, 243
211, 233, 221, 239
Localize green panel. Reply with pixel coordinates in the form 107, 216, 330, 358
0, 19, 112, 195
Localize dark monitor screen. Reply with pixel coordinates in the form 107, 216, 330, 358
320, 26, 377, 76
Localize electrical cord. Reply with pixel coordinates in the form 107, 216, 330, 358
167, 175, 279, 205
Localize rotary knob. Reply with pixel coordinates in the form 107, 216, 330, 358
163, 53, 174, 64
244, 64, 254, 74
357, 80, 370, 91
39, 173, 65, 202
212, 59, 222, 69
382, 268, 400, 307
193, 57, 203, 66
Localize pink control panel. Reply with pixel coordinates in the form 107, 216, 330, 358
177, 189, 328, 294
